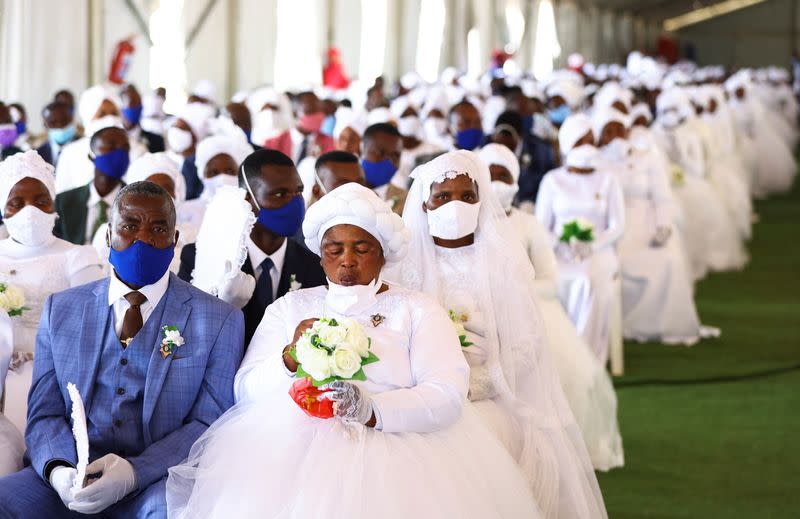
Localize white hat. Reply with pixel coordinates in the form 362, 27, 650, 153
478, 143, 520, 182
177, 102, 216, 140
592, 107, 630, 140
303, 182, 410, 264
558, 114, 593, 154
126, 152, 185, 202
333, 107, 368, 140
195, 134, 253, 180
0, 151, 56, 216
78, 84, 121, 125
192, 79, 217, 104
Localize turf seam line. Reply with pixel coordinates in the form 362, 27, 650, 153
613, 363, 800, 388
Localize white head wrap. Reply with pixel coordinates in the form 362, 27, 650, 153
482, 96, 508, 134
78, 84, 122, 125
195, 134, 253, 180
126, 152, 186, 202
390, 96, 417, 119
592, 107, 630, 141
420, 86, 451, 119
177, 102, 217, 140
192, 79, 217, 104
558, 114, 593, 154
545, 79, 584, 108
630, 102, 652, 123
302, 182, 410, 265
593, 82, 632, 113
656, 87, 694, 119
366, 107, 395, 126
0, 151, 56, 215
332, 107, 368, 140
478, 143, 520, 182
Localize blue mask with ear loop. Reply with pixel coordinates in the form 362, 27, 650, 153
122, 106, 143, 126
241, 165, 306, 237
320, 115, 336, 136
109, 240, 175, 287
93, 148, 130, 179
548, 105, 571, 125
14, 121, 26, 136
455, 128, 484, 150
361, 159, 397, 188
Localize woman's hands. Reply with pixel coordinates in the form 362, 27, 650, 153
282, 318, 320, 372
321, 380, 377, 427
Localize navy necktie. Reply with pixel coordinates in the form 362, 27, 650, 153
253, 257, 275, 306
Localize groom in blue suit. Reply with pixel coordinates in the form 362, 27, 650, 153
0, 181, 245, 518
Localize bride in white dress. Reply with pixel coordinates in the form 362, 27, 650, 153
0, 309, 23, 476
594, 108, 711, 345
0, 151, 103, 465
390, 150, 607, 518
167, 183, 540, 518
479, 143, 623, 471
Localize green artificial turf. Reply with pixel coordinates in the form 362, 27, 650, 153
596, 184, 800, 518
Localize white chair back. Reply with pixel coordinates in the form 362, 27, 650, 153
0, 309, 13, 401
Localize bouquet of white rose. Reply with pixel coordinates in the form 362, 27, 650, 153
0, 282, 28, 317
288, 318, 379, 418
559, 217, 594, 244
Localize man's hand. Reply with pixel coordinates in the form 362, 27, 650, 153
217, 261, 256, 308
49, 466, 78, 508
68, 454, 137, 514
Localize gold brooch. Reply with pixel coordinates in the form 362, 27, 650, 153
371, 314, 386, 327
595, 192, 602, 201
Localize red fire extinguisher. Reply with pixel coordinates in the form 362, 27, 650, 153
108, 37, 136, 85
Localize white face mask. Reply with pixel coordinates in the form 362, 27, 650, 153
629, 127, 650, 151
424, 118, 447, 140
85, 115, 124, 137
659, 111, 681, 129
427, 200, 481, 240
602, 138, 632, 162
325, 276, 382, 315
397, 115, 423, 140
4, 205, 58, 247
566, 144, 598, 170
201, 174, 239, 200
491, 180, 518, 211
532, 112, 557, 141
167, 126, 193, 153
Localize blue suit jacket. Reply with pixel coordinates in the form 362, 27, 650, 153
25, 273, 244, 489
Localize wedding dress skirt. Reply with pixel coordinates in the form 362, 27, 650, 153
671, 175, 746, 278
707, 159, 753, 242
167, 398, 540, 519
618, 198, 704, 344
535, 281, 623, 471
753, 127, 796, 196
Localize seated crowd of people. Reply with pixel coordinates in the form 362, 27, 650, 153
0, 54, 795, 518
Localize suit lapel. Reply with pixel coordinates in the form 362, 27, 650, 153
71, 185, 90, 244
76, 281, 111, 408
141, 274, 192, 425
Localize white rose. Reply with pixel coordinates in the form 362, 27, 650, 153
340, 319, 370, 358
165, 330, 184, 345
576, 217, 594, 232
298, 345, 332, 381
0, 286, 24, 312
329, 347, 362, 379
317, 322, 348, 347
452, 321, 467, 337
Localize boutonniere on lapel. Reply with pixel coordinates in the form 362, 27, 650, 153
160, 325, 185, 359
370, 314, 386, 328
289, 274, 302, 292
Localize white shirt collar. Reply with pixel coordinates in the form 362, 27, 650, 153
88, 181, 122, 207
290, 127, 306, 144
246, 236, 288, 274
107, 268, 171, 308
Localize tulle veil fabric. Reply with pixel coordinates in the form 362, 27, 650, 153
386, 150, 607, 518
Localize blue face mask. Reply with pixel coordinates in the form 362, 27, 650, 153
256, 194, 306, 237
14, 121, 26, 136
455, 128, 484, 150
548, 105, 571, 126
49, 124, 77, 145
320, 115, 336, 136
362, 159, 398, 188
521, 115, 533, 135
109, 240, 175, 287
122, 106, 143, 127
93, 148, 130, 179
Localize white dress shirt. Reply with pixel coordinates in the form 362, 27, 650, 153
48, 140, 64, 166
108, 269, 171, 337
85, 182, 122, 244
289, 128, 310, 164
246, 237, 287, 301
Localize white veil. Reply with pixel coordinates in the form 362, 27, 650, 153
388, 150, 607, 518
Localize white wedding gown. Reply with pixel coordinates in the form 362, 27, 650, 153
535, 167, 625, 365
0, 237, 103, 434
0, 309, 24, 476
167, 285, 540, 519
608, 148, 706, 345
507, 208, 624, 471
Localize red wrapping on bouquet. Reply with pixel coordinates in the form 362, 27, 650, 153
289, 377, 334, 419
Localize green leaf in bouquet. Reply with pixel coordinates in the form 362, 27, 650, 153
311, 375, 337, 387
8, 306, 28, 317
459, 335, 474, 348
288, 347, 298, 363
361, 351, 380, 366
349, 368, 367, 382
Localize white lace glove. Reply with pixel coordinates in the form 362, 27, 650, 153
217, 260, 256, 308
322, 380, 374, 425
555, 242, 575, 262
467, 365, 497, 401
68, 454, 137, 514
572, 241, 594, 261
49, 466, 78, 508
651, 226, 672, 247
